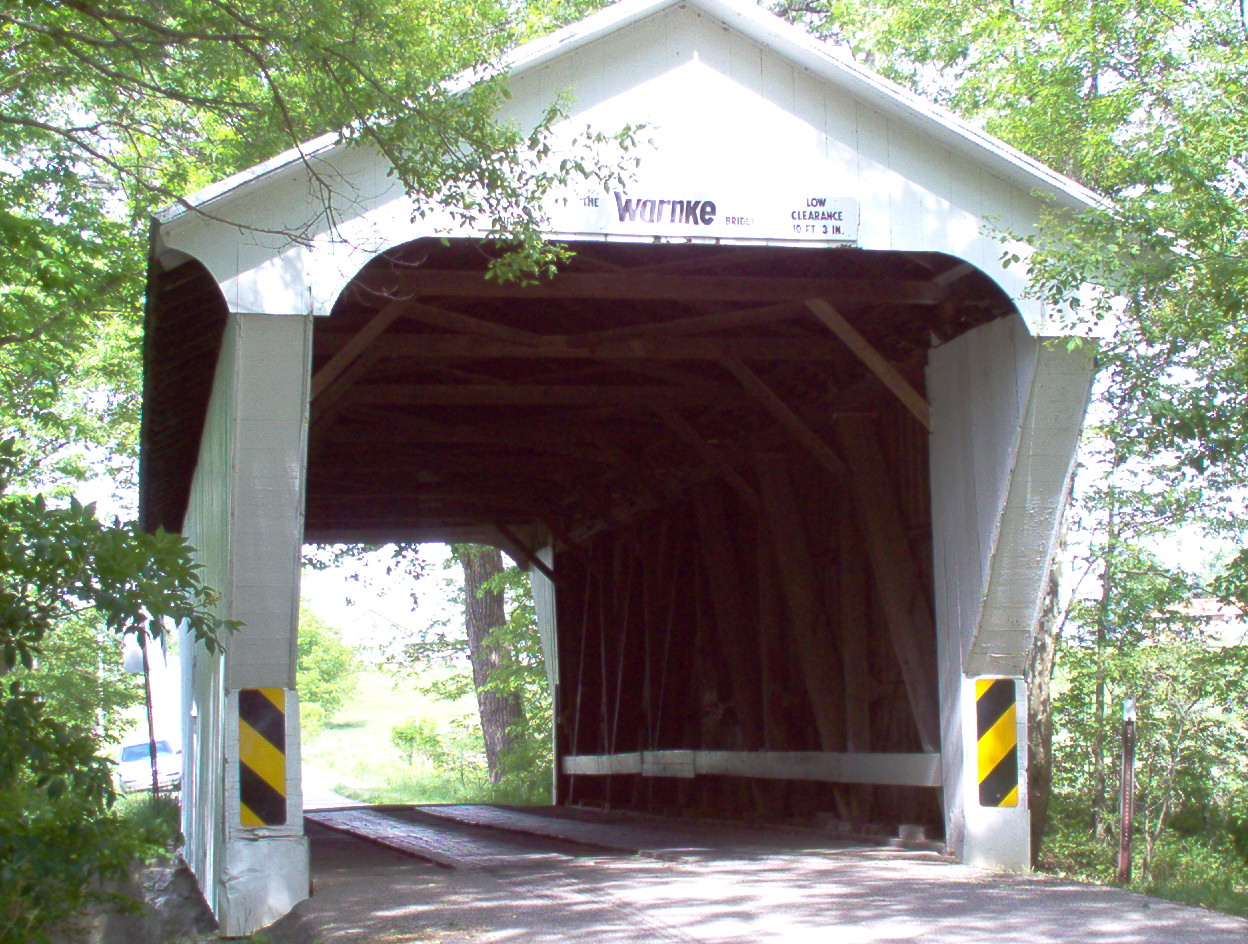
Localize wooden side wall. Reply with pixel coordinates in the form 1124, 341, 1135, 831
554, 398, 942, 832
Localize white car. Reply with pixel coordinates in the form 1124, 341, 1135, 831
117, 739, 182, 793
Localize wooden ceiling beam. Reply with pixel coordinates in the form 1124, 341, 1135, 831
305, 518, 537, 537
307, 495, 568, 516
397, 299, 551, 347
308, 455, 604, 476
310, 347, 383, 429
354, 269, 944, 305
348, 384, 729, 408
492, 520, 561, 586
805, 299, 932, 431
311, 298, 406, 399
569, 245, 783, 277
562, 301, 808, 348
314, 423, 630, 461
322, 334, 845, 361
304, 525, 528, 545
656, 406, 761, 512
307, 470, 575, 494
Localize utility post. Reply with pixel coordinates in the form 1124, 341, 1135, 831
141, 632, 161, 797
1116, 697, 1137, 883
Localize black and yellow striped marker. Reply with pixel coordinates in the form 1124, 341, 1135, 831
976, 678, 1019, 808
239, 688, 287, 826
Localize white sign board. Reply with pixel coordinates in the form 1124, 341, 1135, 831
545, 185, 860, 245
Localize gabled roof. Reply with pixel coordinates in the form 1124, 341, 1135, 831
158, 0, 1099, 225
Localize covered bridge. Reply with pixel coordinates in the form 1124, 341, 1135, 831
140, 0, 1096, 933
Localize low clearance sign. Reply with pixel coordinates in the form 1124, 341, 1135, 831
546, 187, 860, 244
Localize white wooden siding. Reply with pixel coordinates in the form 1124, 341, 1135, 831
181, 313, 239, 917
928, 318, 1093, 858
969, 341, 1096, 675
180, 313, 314, 932
927, 314, 1038, 857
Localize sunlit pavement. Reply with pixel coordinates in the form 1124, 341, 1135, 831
267, 813, 1248, 944
300, 767, 367, 811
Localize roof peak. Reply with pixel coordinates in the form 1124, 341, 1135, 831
159, 0, 1099, 224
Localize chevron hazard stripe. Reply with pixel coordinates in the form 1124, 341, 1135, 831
976, 678, 1019, 808
239, 688, 287, 826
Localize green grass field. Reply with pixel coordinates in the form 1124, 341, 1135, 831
301, 668, 486, 804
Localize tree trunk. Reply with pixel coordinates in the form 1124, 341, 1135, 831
1091, 493, 1117, 840
1026, 562, 1062, 864
460, 546, 526, 784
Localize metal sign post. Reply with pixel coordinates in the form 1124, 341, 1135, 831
140, 632, 161, 797
1117, 697, 1137, 883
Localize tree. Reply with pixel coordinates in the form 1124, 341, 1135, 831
12, 616, 142, 746
0, 438, 234, 943
1053, 553, 1248, 876
382, 544, 551, 799
471, 553, 553, 793
457, 545, 526, 784
297, 605, 360, 734
773, 0, 1248, 478
1, 7, 631, 924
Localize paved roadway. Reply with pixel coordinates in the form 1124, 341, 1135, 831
267, 806, 1248, 944
301, 769, 366, 811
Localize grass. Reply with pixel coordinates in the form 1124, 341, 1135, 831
301, 668, 485, 804
1039, 797, 1248, 919
114, 790, 183, 852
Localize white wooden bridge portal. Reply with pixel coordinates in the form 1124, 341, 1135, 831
139, 0, 1096, 933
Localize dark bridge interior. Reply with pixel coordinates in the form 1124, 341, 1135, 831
143, 238, 1016, 834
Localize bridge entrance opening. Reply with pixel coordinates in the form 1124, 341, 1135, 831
298, 540, 554, 809
302, 237, 1013, 836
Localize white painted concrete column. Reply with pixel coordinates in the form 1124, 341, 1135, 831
532, 546, 558, 694
928, 316, 1093, 871
182, 311, 313, 936
960, 675, 1028, 869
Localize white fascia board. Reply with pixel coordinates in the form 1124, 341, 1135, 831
501, 0, 686, 72
155, 132, 341, 225
156, 0, 1102, 225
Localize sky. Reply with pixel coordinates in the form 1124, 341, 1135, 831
299, 542, 461, 660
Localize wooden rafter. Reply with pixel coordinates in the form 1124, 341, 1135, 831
805, 299, 931, 431
656, 406, 761, 511
309, 346, 383, 428
721, 357, 847, 477
571, 244, 781, 277
493, 520, 561, 587
564, 301, 808, 347
398, 299, 551, 347
310, 488, 556, 506
311, 299, 405, 399
317, 416, 636, 457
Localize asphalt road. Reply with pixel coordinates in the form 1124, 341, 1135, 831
266, 809, 1248, 944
